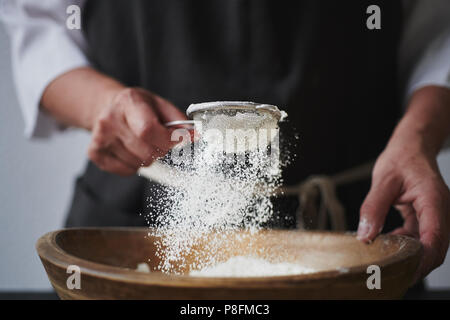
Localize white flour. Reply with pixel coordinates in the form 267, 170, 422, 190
146, 108, 287, 274
199, 111, 279, 153
190, 256, 315, 277
136, 262, 151, 273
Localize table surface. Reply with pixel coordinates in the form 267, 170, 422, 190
0, 290, 449, 300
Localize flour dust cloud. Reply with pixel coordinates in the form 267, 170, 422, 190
144, 105, 295, 275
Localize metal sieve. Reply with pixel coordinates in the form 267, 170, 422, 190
165, 101, 283, 128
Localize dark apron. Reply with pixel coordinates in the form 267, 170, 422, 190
66, 0, 403, 231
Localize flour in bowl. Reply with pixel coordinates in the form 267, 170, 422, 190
136, 262, 151, 273
190, 256, 315, 277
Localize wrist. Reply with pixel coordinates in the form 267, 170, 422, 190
388, 86, 450, 159
85, 78, 125, 131
41, 67, 126, 131
389, 118, 439, 160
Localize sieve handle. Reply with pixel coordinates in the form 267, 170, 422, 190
164, 120, 196, 128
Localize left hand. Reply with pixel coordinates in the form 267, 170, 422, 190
357, 88, 450, 281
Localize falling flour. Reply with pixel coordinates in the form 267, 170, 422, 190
145, 108, 287, 274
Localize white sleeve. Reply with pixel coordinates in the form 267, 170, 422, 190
400, 0, 450, 103
0, 0, 88, 138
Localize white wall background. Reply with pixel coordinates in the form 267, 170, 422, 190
0, 24, 449, 291
0, 25, 90, 290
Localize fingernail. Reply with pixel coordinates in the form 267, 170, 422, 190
357, 218, 371, 241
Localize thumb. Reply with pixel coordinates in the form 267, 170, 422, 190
150, 95, 194, 144
151, 95, 188, 123
358, 175, 402, 242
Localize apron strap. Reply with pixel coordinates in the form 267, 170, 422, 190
278, 161, 374, 231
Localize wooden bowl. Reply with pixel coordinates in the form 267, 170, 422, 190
36, 227, 421, 299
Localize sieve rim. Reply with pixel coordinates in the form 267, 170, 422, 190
165, 120, 196, 128
186, 101, 282, 120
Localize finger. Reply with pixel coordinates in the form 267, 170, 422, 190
90, 125, 141, 169
91, 116, 115, 150
109, 139, 143, 169
88, 147, 136, 176
112, 119, 156, 165
148, 120, 179, 152
121, 136, 160, 166
125, 96, 177, 152
116, 117, 174, 165
390, 204, 419, 238
390, 224, 420, 238
414, 193, 449, 280
358, 174, 402, 242
163, 126, 193, 149
391, 206, 420, 238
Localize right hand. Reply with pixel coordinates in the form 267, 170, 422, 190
88, 87, 187, 176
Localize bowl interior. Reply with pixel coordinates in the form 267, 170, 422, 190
54, 228, 412, 275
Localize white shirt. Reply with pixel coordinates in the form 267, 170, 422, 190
1, 0, 450, 138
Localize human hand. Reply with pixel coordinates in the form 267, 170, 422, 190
88, 87, 187, 176
357, 133, 450, 281
357, 86, 450, 281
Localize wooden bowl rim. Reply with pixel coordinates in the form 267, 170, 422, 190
36, 227, 422, 288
